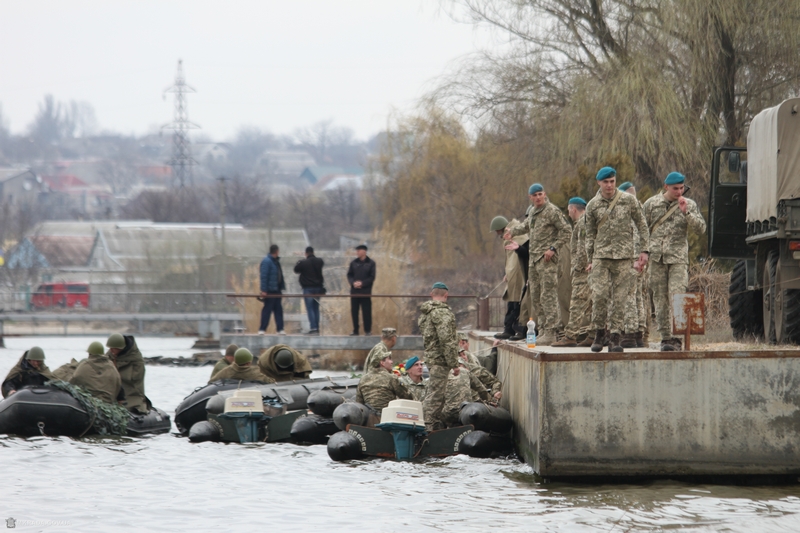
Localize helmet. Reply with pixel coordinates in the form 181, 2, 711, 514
27, 346, 45, 361
87, 341, 105, 356
225, 344, 239, 358
274, 349, 294, 370
234, 348, 253, 365
490, 216, 509, 232
106, 333, 126, 349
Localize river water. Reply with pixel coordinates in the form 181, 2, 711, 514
2, 336, 800, 532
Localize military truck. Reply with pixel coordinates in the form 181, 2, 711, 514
709, 97, 800, 343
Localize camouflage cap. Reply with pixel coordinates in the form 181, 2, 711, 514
457, 332, 469, 341
381, 327, 397, 339
371, 351, 392, 368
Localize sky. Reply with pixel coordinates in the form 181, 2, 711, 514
0, 1, 493, 142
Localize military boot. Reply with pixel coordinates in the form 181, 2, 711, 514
577, 334, 594, 347
660, 339, 676, 351
537, 330, 556, 346
603, 329, 610, 346
620, 332, 637, 348
670, 337, 683, 351
590, 329, 605, 353
552, 336, 577, 347
635, 331, 645, 348
609, 332, 624, 353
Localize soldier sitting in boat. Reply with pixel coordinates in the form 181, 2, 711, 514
70, 342, 124, 405
2, 346, 56, 398
459, 346, 502, 402
52, 358, 80, 381
209, 344, 238, 380
258, 344, 313, 382
356, 352, 412, 414
442, 358, 490, 428
458, 332, 496, 374
209, 348, 275, 384
363, 328, 398, 373
106, 333, 149, 414
398, 356, 427, 402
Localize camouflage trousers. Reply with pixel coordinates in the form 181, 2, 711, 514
529, 257, 562, 332
565, 269, 592, 339
590, 258, 638, 334
422, 365, 450, 431
649, 260, 688, 340
625, 268, 648, 333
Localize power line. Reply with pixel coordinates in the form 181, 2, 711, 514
162, 59, 199, 188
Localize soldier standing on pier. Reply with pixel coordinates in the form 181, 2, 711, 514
643, 172, 706, 351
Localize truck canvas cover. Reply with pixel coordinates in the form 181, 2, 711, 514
747, 97, 800, 223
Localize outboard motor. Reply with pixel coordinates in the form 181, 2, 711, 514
215, 389, 264, 443
375, 399, 426, 461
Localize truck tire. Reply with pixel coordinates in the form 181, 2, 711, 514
763, 251, 778, 344
729, 260, 763, 340
775, 257, 800, 344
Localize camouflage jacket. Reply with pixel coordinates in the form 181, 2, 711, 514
418, 300, 458, 369
585, 190, 649, 262
399, 375, 428, 402
70, 354, 122, 405
570, 214, 588, 272
442, 367, 490, 416
209, 362, 275, 384
512, 200, 571, 263
460, 352, 501, 396
642, 193, 706, 264
363, 341, 392, 374
356, 368, 412, 413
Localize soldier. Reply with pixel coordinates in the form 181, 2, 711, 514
70, 342, 123, 405
643, 171, 706, 351
210, 344, 238, 380
106, 333, 149, 413
209, 348, 275, 383
459, 348, 502, 402
399, 356, 427, 402
419, 281, 460, 431
620, 181, 648, 348
490, 215, 528, 340
2, 347, 56, 397
585, 167, 650, 353
554, 197, 593, 347
52, 358, 80, 381
258, 344, 313, 382
355, 352, 412, 414
441, 358, 490, 428
509, 183, 572, 345
363, 328, 398, 373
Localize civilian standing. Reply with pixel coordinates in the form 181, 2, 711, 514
294, 246, 325, 334
259, 244, 286, 335
347, 244, 376, 336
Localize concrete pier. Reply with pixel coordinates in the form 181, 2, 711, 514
220, 334, 424, 352
471, 333, 800, 479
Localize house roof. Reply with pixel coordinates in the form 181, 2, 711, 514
29, 236, 95, 267
0, 168, 35, 183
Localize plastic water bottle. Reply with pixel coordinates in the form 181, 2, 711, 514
526, 319, 536, 349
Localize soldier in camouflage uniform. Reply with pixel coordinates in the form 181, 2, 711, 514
619, 182, 648, 348
71, 342, 123, 405
643, 172, 706, 351
459, 348, 502, 401
398, 356, 427, 402
210, 344, 238, 380
554, 197, 593, 347
442, 359, 491, 427
363, 328, 398, 373
106, 333, 149, 413
419, 282, 460, 431
585, 167, 650, 352
209, 348, 275, 383
509, 183, 572, 345
355, 351, 412, 413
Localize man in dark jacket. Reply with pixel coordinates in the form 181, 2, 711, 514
294, 246, 324, 334
347, 244, 376, 336
259, 244, 286, 334
2, 346, 56, 397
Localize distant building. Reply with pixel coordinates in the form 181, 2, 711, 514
259, 150, 317, 176
299, 165, 364, 185
0, 169, 40, 205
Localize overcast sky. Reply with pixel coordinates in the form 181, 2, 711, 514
0, 1, 491, 141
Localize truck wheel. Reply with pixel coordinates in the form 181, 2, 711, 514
763, 251, 778, 344
775, 257, 800, 344
729, 260, 763, 339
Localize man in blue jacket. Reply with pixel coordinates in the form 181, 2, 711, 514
259, 244, 286, 334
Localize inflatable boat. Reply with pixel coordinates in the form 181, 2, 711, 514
175, 376, 359, 435
0, 386, 171, 437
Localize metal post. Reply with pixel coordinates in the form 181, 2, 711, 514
218, 176, 228, 292
477, 298, 489, 331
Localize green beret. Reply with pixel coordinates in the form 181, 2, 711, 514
596, 167, 616, 181
618, 182, 634, 191
568, 197, 587, 207
432, 282, 448, 291
528, 183, 543, 194
665, 172, 685, 185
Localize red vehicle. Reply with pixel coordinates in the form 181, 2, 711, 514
31, 282, 90, 309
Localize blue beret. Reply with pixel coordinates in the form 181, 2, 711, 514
405, 356, 420, 369
596, 167, 616, 181
568, 197, 587, 207
528, 183, 543, 195
618, 182, 634, 191
432, 282, 449, 291
665, 172, 685, 185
